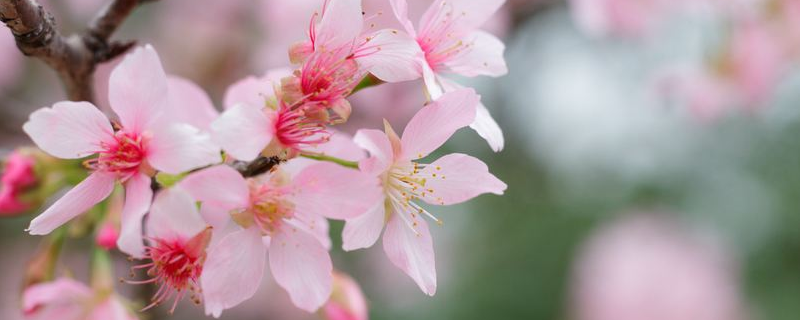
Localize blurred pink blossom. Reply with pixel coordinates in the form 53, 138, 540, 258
322, 272, 369, 320
570, 213, 749, 320
570, 0, 679, 37
0, 150, 37, 215
23, 278, 138, 320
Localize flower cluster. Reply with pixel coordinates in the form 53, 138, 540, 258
15, 0, 507, 317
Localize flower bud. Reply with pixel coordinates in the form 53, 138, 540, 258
322, 271, 368, 320
0, 150, 37, 215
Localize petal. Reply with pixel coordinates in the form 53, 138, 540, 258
439, 79, 504, 151
389, 0, 417, 36
444, 31, 508, 77
270, 226, 333, 312
87, 297, 137, 320
382, 212, 436, 295
342, 198, 386, 251
22, 101, 113, 159
422, 62, 444, 99
315, 0, 363, 49
353, 129, 394, 175
470, 102, 505, 152
419, 0, 505, 35
28, 172, 115, 235
419, 153, 506, 205
202, 227, 267, 318
147, 187, 207, 240
222, 76, 276, 110
117, 173, 153, 258
165, 76, 219, 130
177, 165, 249, 227
210, 104, 275, 162
290, 215, 332, 251
108, 45, 168, 133
355, 29, 423, 83
146, 123, 221, 174
292, 162, 383, 220
400, 88, 479, 160
23, 278, 92, 313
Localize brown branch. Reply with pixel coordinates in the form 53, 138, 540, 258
233, 156, 284, 177
0, 0, 155, 102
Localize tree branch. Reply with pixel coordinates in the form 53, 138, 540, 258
0, 0, 154, 102
233, 156, 284, 177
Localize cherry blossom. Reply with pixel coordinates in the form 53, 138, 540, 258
389, 0, 508, 152
23, 278, 138, 320
127, 187, 213, 313
282, 0, 423, 117
174, 163, 380, 316
22, 45, 220, 257
343, 88, 506, 295
0, 150, 37, 214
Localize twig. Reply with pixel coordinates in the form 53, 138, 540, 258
0, 0, 155, 102
233, 156, 284, 177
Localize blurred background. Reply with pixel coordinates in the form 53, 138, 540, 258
3, 0, 800, 319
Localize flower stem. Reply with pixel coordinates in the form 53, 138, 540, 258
300, 153, 360, 169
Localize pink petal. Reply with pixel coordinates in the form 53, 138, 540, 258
147, 188, 207, 240
419, 153, 506, 205
400, 88, 479, 160
444, 31, 507, 77
353, 129, 394, 175
202, 227, 267, 318
315, 0, 363, 49
290, 215, 332, 250
87, 297, 138, 320
422, 62, 444, 99
342, 198, 386, 251
23, 278, 92, 315
108, 45, 169, 133
292, 162, 383, 220
22, 101, 113, 159
389, 0, 417, 36
117, 173, 153, 258
355, 29, 423, 83
439, 79, 505, 151
269, 226, 333, 312
178, 165, 249, 228
419, 0, 505, 35
210, 104, 275, 161
470, 102, 505, 152
165, 76, 219, 130
382, 212, 437, 295
222, 76, 276, 110
146, 123, 221, 174
28, 172, 116, 235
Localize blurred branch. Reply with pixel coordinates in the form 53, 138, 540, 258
233, 156, 284, 177
0, 0, 156, 102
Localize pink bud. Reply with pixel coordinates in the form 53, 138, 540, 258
323, 272, 368, 320
95, 222, 119, 250
0, 150, 37, 215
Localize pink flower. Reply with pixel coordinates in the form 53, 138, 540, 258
283, 0, 423, 112
211, 73, 335, 160
570, 0, 677, 38
343, 88, 506, 295
0, 150, 37, 215
322, 271, 369, 320
23, 278, 138, 320
22, 45, 221, 258
390, 0, 508, 152
174, 162, 381, 316
127, 187, 213, 313
570, 213, 749, 320
95, 221, 120, 250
